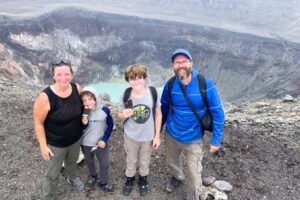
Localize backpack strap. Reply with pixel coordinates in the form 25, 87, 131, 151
197, 74, 208, 109
122, 87, 132, 124
123, 87, 132, 104
167, 76, 176, 114
123, 86, 157, 121
168, 74, 207, 112
149, 86, 157, 119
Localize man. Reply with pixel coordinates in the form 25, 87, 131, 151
161, 49, 225, 200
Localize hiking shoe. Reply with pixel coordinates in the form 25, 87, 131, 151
97, 183, 116, 193
166, 176, 182, 193
123, 176, 135, 196
138, 175, 149, 197
67, 177, 85, 192
86, 175, 97, 189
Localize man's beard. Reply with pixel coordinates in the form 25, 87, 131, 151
174, 67, 191, 80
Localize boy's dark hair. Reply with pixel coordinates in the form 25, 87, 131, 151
80, 91, 97, 102
124, 64, 147, 82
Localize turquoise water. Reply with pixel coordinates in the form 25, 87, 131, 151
89, 82, 163, 103
90, 82, 128, 103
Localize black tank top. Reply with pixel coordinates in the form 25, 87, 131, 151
43, 82, 82, 147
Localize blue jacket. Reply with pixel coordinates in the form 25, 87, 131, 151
161, 68, 224, 146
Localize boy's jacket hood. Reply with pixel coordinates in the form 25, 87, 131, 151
81, 86, 102, 109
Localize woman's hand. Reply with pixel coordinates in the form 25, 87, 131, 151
40, 145, 54, 161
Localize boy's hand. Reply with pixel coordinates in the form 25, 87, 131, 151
152, 136, 161, 150
82, 116, 88, 125
97, 140, 106, 148
122, 108, 134, 118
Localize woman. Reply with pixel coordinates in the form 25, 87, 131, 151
33, 60, 84, 200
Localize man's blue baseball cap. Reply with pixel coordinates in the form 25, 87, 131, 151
171, 49, 192, 62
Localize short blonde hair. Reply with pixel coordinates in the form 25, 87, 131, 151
124, 64, 147, 82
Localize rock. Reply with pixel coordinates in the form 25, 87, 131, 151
255, 102, 271, 108
254, 118, 264, 124
282, 95, 294, 102
213, 189, 228, 200
203, 176, 216, 186
99, 93, 111, 103
205, 193, 215, 200
212, 180, 233, 192
201, 186, 228, 200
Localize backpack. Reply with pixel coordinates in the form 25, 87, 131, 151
167, 74, 213, 132
123, 86, 158, 120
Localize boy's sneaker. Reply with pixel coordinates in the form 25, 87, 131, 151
166, 176, 182, 193
123, 176, 135, 196
86, 175, 97, 189
97, 183, 116, 193
138, 175, 149, 197
67, 177, 85, 192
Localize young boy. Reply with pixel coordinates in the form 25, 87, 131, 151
117, 64, 162, 197
80, 86, 115, 192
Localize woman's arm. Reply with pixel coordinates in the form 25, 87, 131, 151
33, 92, 53, 161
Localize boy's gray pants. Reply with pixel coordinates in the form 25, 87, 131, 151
81, 145, 109, 184
124, 134, 152, 177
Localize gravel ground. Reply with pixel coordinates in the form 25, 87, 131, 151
0, 78, 299, 200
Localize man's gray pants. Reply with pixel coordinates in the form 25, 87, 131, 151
165, 132, 203, 200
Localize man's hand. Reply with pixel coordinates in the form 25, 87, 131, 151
209, 144, 220, 153
40, 145, 54, 161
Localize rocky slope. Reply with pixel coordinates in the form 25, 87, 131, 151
0, 0, 300, 43
0, 7, 300, 104
0, 77, 299, 200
